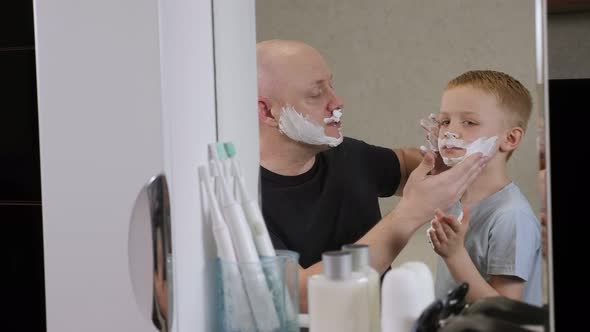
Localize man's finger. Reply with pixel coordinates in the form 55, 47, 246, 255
455, 155, 487, 196
412, 152, 436, 179
419, 146, 428, 156
436, 153, 483, 187
431, 152, 448, 176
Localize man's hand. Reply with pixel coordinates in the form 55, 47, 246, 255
419, 114, 448, 175
419, 149, 449, 175
397, 152, 487, 224
429, 208, 469, 259
420, 113, 440, 153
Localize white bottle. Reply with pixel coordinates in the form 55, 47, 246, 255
308, 251, 370, 332
342, 244, 381, 332
381, 261, 434, 332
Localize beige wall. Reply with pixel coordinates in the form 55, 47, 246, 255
548, 11, 590, 79
257, 0, 542, 274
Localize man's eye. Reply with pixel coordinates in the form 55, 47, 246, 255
309, 90, 323, 98
440, 120, 450, 126
463, 120, 477, 126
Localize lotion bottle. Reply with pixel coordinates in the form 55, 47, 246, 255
308, 251, 370, 332
342, 244, 381, 332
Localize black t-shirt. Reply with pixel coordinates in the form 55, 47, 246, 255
260, 137, 402, 268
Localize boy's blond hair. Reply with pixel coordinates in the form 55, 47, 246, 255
446, 70, 532, 131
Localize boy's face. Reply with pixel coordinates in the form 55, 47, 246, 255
438, 86, 509, 160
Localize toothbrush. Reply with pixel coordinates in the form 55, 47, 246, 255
198, 166, 255, 331
198, 165, 238, 261
225, 142, 276, 257
210, 142, 234, 197
225, 142, 297, 324
212, 151, 280, 331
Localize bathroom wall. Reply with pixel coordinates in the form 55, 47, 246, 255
548, 11, 590, 79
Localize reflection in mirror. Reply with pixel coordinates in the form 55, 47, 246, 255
128, 174, 173, 332
546, 6, 590, 329
256, 0, 547, 321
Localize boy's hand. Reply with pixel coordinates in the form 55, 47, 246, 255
428, 207, 470, 259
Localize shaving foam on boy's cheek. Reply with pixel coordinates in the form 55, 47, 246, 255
278, 105, 343, 147
438, 134, 498, 167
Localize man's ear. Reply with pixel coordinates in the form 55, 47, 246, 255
258, 97, 279, 127
499, 127, 524, 153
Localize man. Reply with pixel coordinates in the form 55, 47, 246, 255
257, 39, 487, 312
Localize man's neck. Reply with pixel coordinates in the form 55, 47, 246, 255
461, 158, 510, 207
260, 133, 321, 176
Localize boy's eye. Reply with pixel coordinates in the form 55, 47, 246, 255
463, 120, 477, 126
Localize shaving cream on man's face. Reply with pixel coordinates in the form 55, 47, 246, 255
438, 132, 498, 167
278, 105, 343, 147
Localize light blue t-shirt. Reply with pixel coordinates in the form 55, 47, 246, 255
434, 182, 543, 306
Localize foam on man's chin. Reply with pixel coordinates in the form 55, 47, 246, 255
323, 108, 343, 124
278, 105, 343, 147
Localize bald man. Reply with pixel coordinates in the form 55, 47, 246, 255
257, 40, 488, 312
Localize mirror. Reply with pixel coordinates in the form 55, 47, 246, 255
545, 3, 590, 329
256, 0, 548, 321
128, 174, 174, 332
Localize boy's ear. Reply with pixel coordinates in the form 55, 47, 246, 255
258, 97, 279, 127
499, 127, 524, 153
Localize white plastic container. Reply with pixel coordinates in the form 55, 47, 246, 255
342, 244, 381, 332
308, 251, 370, 332
381, 261, 434, 332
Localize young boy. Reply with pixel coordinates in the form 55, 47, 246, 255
428, 70, 542, 306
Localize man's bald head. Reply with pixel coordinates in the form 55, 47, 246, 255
256, 40, 328, 100
256, 40, 344, 148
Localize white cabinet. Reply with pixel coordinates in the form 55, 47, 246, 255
34, 0, 258, 331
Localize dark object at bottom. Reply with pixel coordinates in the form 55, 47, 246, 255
440, 313, 539, 332
414, 282, 548, 332
415, 300, 444, 332
459, 296, 548, 331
